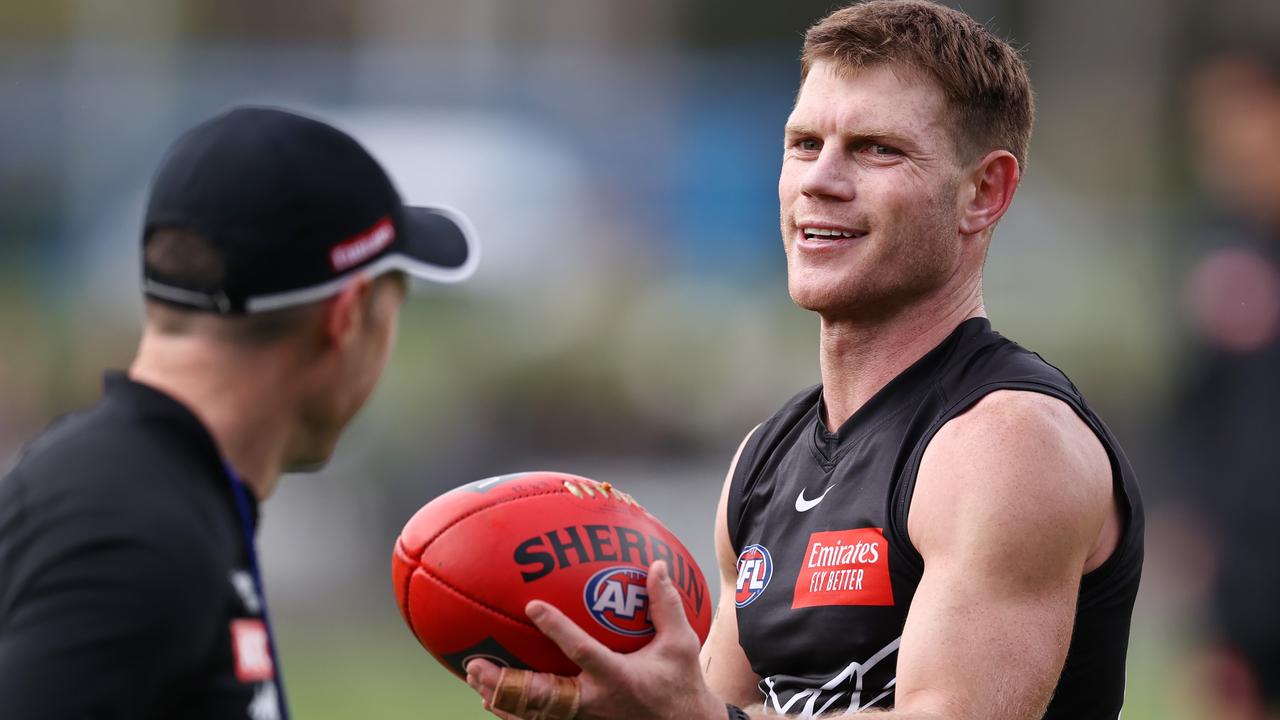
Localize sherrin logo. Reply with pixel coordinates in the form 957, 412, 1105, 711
734, 544, 773, 608
583, 566, 653, 637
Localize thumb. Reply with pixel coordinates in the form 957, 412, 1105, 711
646, 561, 694, 638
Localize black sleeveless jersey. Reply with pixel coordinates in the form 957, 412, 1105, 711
727, 318, 1143, 719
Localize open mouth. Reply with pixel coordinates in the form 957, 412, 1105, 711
801, 227, 867, 240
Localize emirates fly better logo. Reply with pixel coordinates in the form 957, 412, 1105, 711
734, 544, 773, 608
792, 528, 894, 608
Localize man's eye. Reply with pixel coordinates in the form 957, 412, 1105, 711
796, 138, 821, 152
870, 144, 900, 155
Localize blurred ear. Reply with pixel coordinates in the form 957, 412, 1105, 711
959, 150, 1020, 236
322, 275, 374, 350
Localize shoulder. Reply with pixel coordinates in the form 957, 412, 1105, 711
767, 384, 822, 428
3, 408, 233, 589
727, 384, 820, 488
909, 390, 1112, 578
4, 451, 229, 587
929, 390, 1104, 473
2, 467, 230, 656
737, 384, 821, 463
11, 397, 221, 508
947, 329, 1076, 393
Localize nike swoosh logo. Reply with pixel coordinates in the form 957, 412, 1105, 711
795, 485, 834, 512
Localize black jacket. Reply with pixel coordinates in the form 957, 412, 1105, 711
0, 374, 285, 719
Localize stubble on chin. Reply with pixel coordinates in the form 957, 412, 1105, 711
784, 225, 960, 322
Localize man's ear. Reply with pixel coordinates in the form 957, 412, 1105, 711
323, 275, 374, 350
959, 150, 1020, 236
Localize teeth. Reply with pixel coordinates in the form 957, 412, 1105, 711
802, 227, 860, 238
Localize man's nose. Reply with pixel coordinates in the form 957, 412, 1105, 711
800, 146, 856, 202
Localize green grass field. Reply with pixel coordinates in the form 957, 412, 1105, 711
276, 615, 1192, 719
277, 614, 482, 718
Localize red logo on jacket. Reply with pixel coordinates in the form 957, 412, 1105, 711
230, 619, 275, 682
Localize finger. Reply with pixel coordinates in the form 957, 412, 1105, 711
478, 691, 521, 720
525, 600, 618, 676
466, 658, 503, 699
493, 667, 533, 716
467, 658, 504, 682
544, 674, 582, 720
490, 668, 581, 720
465, 663, 527, 719
645, 560, 695, 639
483, 702, 522, 720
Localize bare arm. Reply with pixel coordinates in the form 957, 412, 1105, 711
701, 427, 764, 706
739, 390, 1117, 718
890, 390, 1116, 719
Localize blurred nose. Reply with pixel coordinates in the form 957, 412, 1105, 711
800, 145, 856, 202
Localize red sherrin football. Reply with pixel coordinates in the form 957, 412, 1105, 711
392, 471, 713, 677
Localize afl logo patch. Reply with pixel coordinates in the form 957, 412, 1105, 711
734, 544, 772, 608
584, 566, 653, 637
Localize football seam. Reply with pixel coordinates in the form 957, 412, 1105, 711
400, 488, 573, 561
414, 564, 536, 628
396, 540, 421, 637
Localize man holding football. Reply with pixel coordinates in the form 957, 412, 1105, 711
466, 1, 1143, 719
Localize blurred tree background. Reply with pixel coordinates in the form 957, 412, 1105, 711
3, 0, 1279, 717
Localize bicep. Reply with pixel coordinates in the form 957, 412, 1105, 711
0, 520, 221, 715
895, 392, 1112, 720
894, 547, 1081, 719
701, 426, 762, 706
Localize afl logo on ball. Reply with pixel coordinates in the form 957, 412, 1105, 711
735, 544, 772, 608
584, 566, 654, 637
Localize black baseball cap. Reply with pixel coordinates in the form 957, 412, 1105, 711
142, 106, 478, 314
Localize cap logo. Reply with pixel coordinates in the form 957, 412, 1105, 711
330, 216, 395, 271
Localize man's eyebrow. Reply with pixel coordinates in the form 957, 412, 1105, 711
783, 123, 821, 137
855, 128, 908, 142
783, 123, 915, 145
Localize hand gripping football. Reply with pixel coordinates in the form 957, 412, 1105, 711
392, 471, 713, 677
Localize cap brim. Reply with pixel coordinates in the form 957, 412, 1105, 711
388, 205, 479, 283
240, 205, 478, 314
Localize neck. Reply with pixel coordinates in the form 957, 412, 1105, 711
818, 279, 984, 430
129, 332, 298, 501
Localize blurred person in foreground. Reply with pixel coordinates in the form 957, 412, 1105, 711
465, 2, 1144, 719
1175, 50, 1280, 720
0, 106, 476, 719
